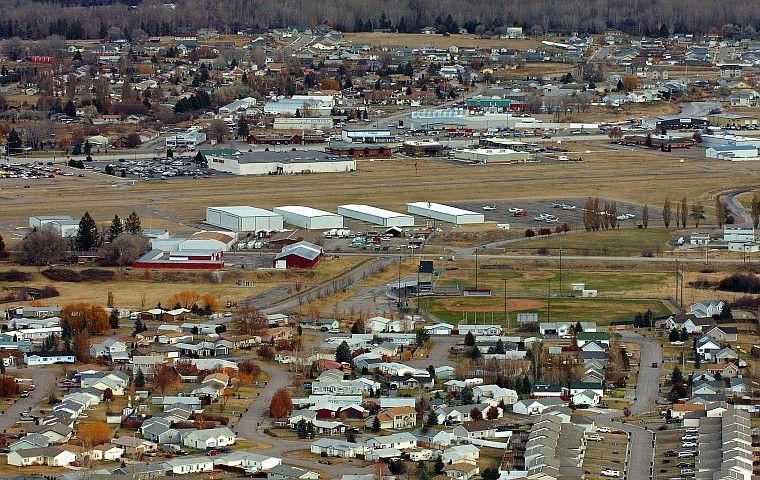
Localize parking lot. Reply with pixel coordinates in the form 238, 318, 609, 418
653, 427, 698, 479
582, 429, 630, 479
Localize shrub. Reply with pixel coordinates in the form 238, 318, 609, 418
718, 273, 760, 294
80, 269, 116, 281
0, 270, 32, 282
42, 268, 81, 282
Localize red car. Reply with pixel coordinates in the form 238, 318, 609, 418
664, 450, 678, 457
206, 450, 219, 456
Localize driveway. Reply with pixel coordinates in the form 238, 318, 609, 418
0, 366, 58, 433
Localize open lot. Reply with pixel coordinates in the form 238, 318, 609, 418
653, 428, 698, 479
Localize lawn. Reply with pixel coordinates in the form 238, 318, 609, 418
506, 228, 674, 257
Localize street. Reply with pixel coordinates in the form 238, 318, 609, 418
0, 367, 58, 434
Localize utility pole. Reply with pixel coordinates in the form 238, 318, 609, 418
558, 245, 563, 297
503, 278, 509, 331
474, 247, 480, 289
546, 279, 551, 322
675, 259, 681, 313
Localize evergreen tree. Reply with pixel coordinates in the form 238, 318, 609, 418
134, 318, 146, 334
459, 386, 473, 404
426, 410, 438, 426
494, 339, 506, 354
75, 211, 99, 251
434, 456, 444, 473
108, 214, 124, 241
522, 376, 532, 394
109, 309, 120, 329
134, 368, 145, 388
669, 328, 680, 342
371, 415, 381, 432
237, 115, 249, 138
335, 341, 352, 363
63, 99, 76, 117
6, 129, 22, 155
124, 211, 142, 234
464, 331, 475, 346
83, 140, 91, 155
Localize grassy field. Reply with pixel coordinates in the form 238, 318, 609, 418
343, 32, 544, 50
502, 228, 674, 257
423, 295, 672, 326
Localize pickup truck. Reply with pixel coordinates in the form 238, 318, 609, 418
601, 469, 620, 478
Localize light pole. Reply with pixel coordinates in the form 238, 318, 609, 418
503, 278, 509, 331
546, 279, 551, 322
474, 248, 480, 289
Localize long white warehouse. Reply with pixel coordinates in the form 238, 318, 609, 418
337, 204, 414, 227
406, 202, 485, 224
273, 206, 344, 230
206, 206, 284, 232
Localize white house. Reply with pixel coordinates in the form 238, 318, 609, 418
182, 427, 236, 449
166, 456, 215, 475
457, 324, 503, 336
90, 444, 125, 461
89, 338, 128, 359
213, 451, 282, 472
23, 351, 75, 366
513, 398, 565, 415
473, 384, 518, 405
366, 432, 417, 450
425, 323, 454, 336
310, 438, 366, 458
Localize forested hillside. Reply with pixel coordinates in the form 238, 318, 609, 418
1, 0, 759, 40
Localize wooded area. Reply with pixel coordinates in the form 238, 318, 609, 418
1, 0, 760, 40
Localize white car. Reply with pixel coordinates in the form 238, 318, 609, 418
534, 213, 548, 221
562, 205, 576, 210
508, 207, 523, 213
597, 426, 611, 433
671, 341, 684, 346
587, 434, 604, 441
681, 435, 698, 441
601, 469, 620, 478
682, 442, 697, 448
482, 205, 496, 211
545, 217, 559, 223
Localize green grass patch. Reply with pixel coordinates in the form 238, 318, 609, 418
507, 228, 673, 256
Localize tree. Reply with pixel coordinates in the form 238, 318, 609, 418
415, 328, 430, 347
482, 467, 500, 480
19, 225, 68, 265
680, 327, 688, 341
459, 386, 474, 405
386, 460, 406, 476
351, 318, 365, 334
103, 387, 114, 402
662, 197, 671, 228
671, 366, 683, 384
434, 456, 444, 474
522, 376, 531, 394
415, 460, 428, 480
751, 193, 760, 229
690, 201, 704, 227
108, 215, 124, 242
78, 421, 113, 447
371, 415, 381, 432
464, 331, 475, 346
63, 99, 76, 117
236, 115, 249, 138
124, 211, 142, 234
486, 406, 499, 420
134, 318, 146, 334
336, 341, 352, 363
524, 228, 536, 239
73, 330, 90, 362
134, 368, 145, 388
208, 120, 228, 144
668, 328, 679, 342
61, 302, 109, 334
0, 234, 7, 259
642, 204, 649, 229
257, 345, 275, 361
232, 305, 268, 335
75, 211, 99, 251
109, 309, 120, 329
6, 129, 22, 155
470, 407, 483, 421
105, 233, 151, 266
426, 410, 438, 426
715, 197, 728, 228
153, 363, 179, 393
269, 388, 293, 418
680, 195, 688, 228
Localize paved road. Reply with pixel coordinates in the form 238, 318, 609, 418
0, 367, 58, 433
725, 189, 754, 227
407, 334, 458, 369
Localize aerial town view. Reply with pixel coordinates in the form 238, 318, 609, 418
1, 1, 760, 479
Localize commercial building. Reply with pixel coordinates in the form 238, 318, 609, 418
341, 128, 396, 143
707, 113, 759, 129
218, 97, 257, 115
406, 202, 485, 224
178, 231, 237, 251
272, 206, 343, 230
29, 215, 73, 229
133, 249, 224, 269
450, 148, 530, 163
273, 241, 323, 269
165, 131, 207, 149
205, 151, 355, 176
325, 143, 393, 158
206, 206, 284, 232
401, 140, 445, 156
337, 204, 414, 227
273, 117, 334, 130
700, 133, 760, 148
263, 95, 335, 117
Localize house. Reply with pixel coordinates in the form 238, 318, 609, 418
90, 444, 125, 461
442, 463, 480, 480
569, 382, 604, 397
457, 324, 502, 336
310, 438, 366, 458
9, 433, 50, 451
131, 355, 165, 375
539, 322, 597, 337
714, 347, 740, 364
434, 365, 455, 380
452, 420, 497, 439
532, 381, 568, 398
575, 332, 610, 347
704, 325, 738, 343
473, 384, 518, 405
89, 339, 128, 360
435, 404, 494, 425
366, 432, 417, 450
7, 446, 77, 467
412, 428, 453, 448
273, 241, 323, 269
166, 456, 215, 475
708, 362, 741, 378
183, 427, 236, 449
24, 351, 75, 365
111, 436, 158, 456
214, 451, 282, 472
425, 323, 454, 336
364, 406, 417, 430
25, 423, 73, 444
696, 335, 722, 360
571, 389, 601, 407
441, 444, 480, 464
689, 301, 725, 318
666, 314, 717, 335
267, 465, 320, 480
513, 398, 565, 416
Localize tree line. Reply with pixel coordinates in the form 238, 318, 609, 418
1, 0, 760, 41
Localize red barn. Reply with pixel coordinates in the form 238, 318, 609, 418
273, 241, 322, 269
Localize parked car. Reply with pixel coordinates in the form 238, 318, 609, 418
597, 426, 611, 433
601, 469, 620, 478
664, 450, 678, 457
587, 434, 604, 441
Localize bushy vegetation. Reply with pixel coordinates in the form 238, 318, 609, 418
718, 272, 760, 294
42, 268, 115, 282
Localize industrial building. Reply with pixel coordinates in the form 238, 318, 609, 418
341, 128, 396, 143
206, 206, 284, 232
273, 241, 323, 269
29, 215, 73, 229
705, 145, 758, 160
337, 204, 415, 227
272, 206, 344, 230
273, 117, 334, 130
263, 95, 335, 117
178, 231, 237, 251
326, 143, 393, 158
165, 131, 207, 149
205, 151, 355, 175
133, 249, 224, 269
406, 202, 485, 225
451, 148, 530, 163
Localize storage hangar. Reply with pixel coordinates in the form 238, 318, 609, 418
273, 241, 323, 269
178, 231, 238, 252
206, 206, 284, 232
406, 202, 485, 224
205, 151, 356, 176
705, 145, 759, 160
337, 204, 415, 227
272, 206, 344, 230
451, 148, 530, 164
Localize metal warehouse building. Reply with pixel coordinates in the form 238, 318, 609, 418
205, 151, 356, 176
206, 206, 284, 232
406, 202, 485, 224
337, 204, 415, 227
272, 206, 344, 230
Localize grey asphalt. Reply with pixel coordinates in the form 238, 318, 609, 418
0, 367, 58, 434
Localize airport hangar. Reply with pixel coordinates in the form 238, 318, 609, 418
406, 202, 485, 224
337, 204, 415, 227
206, 206, 284, 232
272, 206, 344, 230
205, 151, 356, 175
